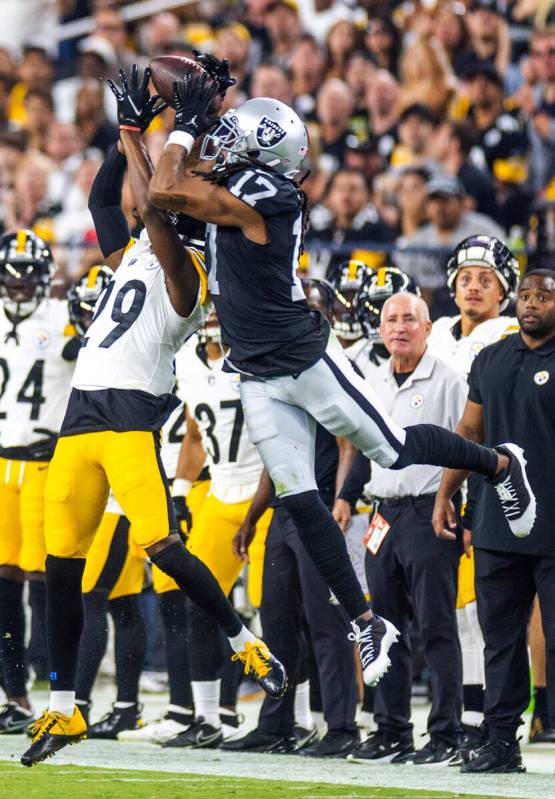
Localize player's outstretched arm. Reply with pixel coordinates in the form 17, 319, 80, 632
121, 129, 200, 317
88, 143, 130, 269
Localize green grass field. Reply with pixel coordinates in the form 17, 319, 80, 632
0, 761, 503, 799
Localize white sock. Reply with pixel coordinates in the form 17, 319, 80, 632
191, 679, 221, 728
49, 691, 75, 717
227, 626, 257, 653
462, 710, 484, 727
114, 701, 135, 709
294, 680, 313, 730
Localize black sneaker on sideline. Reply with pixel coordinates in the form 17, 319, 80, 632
413, 737, 458, 766
220, 727, 296, 753
461, 739, 525, 773
349, 615, 400, 686
162, 717, 223, 749
0, 702, 35, 734
347, 730, 414, 764
491, 444, 536, 538
529, 714, 555, 743
294, 725, 319, 751
299, 728, 360, 758
87, 703, 143, 740
449, 723, 488, 766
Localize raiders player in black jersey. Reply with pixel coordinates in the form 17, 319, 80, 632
150, 73, 537, 687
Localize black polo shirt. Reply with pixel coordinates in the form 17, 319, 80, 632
468, 332, 555, 556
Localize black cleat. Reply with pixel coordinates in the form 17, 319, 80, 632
461, 739, 525, 773
491, 444, 536, 538
449, 723, 488, 766
220, 727, 296, 753
87, 703, 143, 740
231, 640, 287, 698
529, 715, 555, 743
0, 702, 35, 734
294, 725, 319, 751
347, 730, 414, 764
299, 728, 360, 758
162, 717, 223, 749
349, 615, 400, 686
413, 737, 458, 766
20, 707, 87, 766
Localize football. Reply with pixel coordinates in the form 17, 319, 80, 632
149, 56, 221, 111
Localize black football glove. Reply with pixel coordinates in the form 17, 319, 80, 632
107, 65, 167, 132
172, 73, 220, 138
172, 495, 193, 536
193, 49, 236, 97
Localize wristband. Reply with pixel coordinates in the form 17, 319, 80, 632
166, 130, 195, 153
172, 478, 193, 498
120, 124, 142, 132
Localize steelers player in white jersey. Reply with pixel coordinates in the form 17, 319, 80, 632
426, 234, 520, 760
0, 230, 76, 735
22, 64, 285, 768
158, 310, 271, 749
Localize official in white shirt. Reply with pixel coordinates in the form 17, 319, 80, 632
345, 293, 468, 766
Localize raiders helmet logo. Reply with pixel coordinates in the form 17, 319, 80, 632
256, 116, 287, 149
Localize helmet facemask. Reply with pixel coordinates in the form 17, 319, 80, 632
0, 261, 49, 319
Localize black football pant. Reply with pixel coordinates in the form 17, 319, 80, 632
365, 495, 462, 744
258, 505, 357, 736
475, 547, 555, 742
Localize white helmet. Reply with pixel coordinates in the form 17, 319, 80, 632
200, 97, 308, 179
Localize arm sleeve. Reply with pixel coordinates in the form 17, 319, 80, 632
338, 450, 371, 505
88, 144, 130, 259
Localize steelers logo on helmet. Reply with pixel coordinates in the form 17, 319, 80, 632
355, 266, 420, 342
68, 264, 114, 337
534, 370, 549, 385
446, 235, 520, 312
0, 229, 55, 320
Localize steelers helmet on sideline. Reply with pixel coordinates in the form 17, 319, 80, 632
198, 307, 222, 345
0, 229, 54, 318
301, 277, 335, 322
328, 260, 371, 341
68, 264, 113, 337
446, 235, 520, 312
356, 265, 420, 341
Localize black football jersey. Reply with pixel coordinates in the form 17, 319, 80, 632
206, 167, 329, 378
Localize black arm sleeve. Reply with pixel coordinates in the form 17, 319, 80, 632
88, 144, 130, 259
338, 450, 371, 505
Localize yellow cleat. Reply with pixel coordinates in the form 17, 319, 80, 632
231, 640, 287, 699
20, 706, 87, 766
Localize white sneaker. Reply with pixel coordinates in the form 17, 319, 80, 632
220, 709, 247, 742
118, 715, 191, 744
139, 671, 168, 694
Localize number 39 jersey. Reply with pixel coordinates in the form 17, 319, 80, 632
206, 167, 329, 379
177, 344, 263, 503
0, 298, 74, 455
71, 230, 206, 397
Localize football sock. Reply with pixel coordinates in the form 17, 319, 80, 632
191, 679, 221, 728
280, 491, 369, 619
393, 424, 498, 476
0, 577, 27, 696
109, 595, 146, 704
150, 541, 242, 637
227, 626, 258, 653
158, 590, 192, 708
49, 690, 75, 717
295, 680, 313, 730
220, 656, 242, 708
75, 591, 109, 703
114, 701, 135, 709
27, 580, 48, 680
362, 684, 375, 714
46, 555, 86, 692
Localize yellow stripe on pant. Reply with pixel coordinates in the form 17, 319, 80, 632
45, 430, 175, 558
0, 457, 49, 572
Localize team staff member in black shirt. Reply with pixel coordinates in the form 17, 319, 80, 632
433, 269, 555, 774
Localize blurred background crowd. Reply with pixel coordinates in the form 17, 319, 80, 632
3, 0, 555, 315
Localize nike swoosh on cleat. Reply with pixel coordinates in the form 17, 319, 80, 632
195, 729, 222, 746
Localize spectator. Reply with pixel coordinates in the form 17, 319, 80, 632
23, 89, 55, 154
315, 78, 355, 170
399, 37, 455, 118
4, 153, 55, 238
434, 2, 468, 69
250, 63, 293, 104
215, 24, 252, 98
390, 104, 435, 169
455, 0, 511, 83
263, 0, 302, 62
74, 80, 118, 155
323, 20, 360, 81
44, 121, 84, 207
364, 16, 402, 77
0, 74, 15, 133
8, 46, 53, 127
528, 28, 555, 195
140, 12, 181, 58
395, 174, 505, 309
365, 70, 401, 160
344, 136, 386, 182
397, 167, 430, 238
54, 36, 118, 126
288, 34, 325, 119
345, 51, 376, 126
431, 119, 499, 220
93, 5, 139, 73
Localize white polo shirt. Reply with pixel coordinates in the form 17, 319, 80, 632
364, 350, 468, 499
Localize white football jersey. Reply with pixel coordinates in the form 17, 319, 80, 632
0, 298, 75, 450
177, 345, 263, 504
428, 315, 519, 376
72, 230, 207, 396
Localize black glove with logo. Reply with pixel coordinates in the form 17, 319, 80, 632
193, 50, 236, 97
172, 73, 220, 139
107, 65, 167, 132
172, 495, 193, 537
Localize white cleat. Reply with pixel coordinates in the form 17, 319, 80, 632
492, 444, 536, 538
349, 615, 400, 686
117, 714, 191, 744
